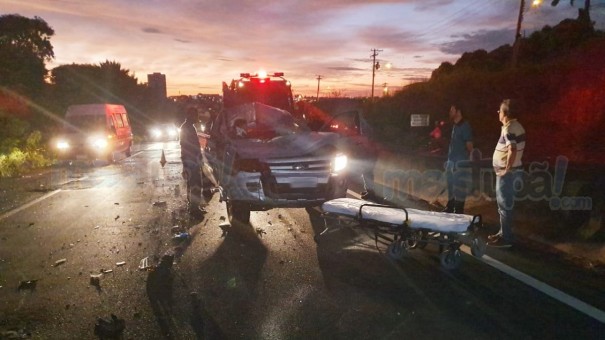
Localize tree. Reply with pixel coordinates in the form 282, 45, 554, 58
0, 14, 54, 96
50, 61, 151, 133
51, 61, 141, 107
551, 0, 591, 24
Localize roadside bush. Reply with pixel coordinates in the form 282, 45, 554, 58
0, 117, 52, 177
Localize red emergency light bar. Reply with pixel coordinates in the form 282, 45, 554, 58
239, 72, 285, 78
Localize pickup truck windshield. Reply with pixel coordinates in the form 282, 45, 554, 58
227, 102, 309, 140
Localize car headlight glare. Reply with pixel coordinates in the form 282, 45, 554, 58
57, 140, 70, 150
167, 128, 177, 137
92, 137, 108, 149
151, 128, 162, 138
332, 154, 348, 173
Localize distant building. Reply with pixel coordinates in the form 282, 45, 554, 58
147, 72, 167, 100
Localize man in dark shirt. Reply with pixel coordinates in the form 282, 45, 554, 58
444, 104, 473, 214
180, 107, 205, 217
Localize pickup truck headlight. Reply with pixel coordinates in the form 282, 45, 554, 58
332, 153, 348, 173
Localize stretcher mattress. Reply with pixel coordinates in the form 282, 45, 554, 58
322, 198, 473, 233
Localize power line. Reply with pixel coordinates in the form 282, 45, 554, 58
417, 0, 500, 39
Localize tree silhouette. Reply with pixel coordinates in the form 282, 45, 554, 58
0, 14, 54, 96
552, 0, 592, 24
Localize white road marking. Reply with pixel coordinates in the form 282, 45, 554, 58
0, 189, 62, 221
460, 245, 605, 323
345, 189, 605, 323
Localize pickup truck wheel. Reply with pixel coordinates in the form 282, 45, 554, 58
227, 201, 250, 224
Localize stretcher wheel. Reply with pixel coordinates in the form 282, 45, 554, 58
416, 231, 428, 249
406, 238, 418, 249
440, 249, 461, 270
387, 241, 406, 261
470, 237, 486, 258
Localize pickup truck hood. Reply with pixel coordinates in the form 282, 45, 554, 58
232, 132, 339, 159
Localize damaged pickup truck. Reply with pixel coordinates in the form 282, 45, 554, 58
204, 77, 348, 223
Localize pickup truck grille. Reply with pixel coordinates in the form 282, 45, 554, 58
265, 155, 331, 174
262, 155, 332, 200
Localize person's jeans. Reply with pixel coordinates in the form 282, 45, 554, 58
183, 160, 202, 207
445, 160, 471, 203
496, 170, 521, 242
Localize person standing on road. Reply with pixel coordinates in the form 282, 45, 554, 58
488, 99, 526, 247
443, 104, 473, 214
180, 107, 206, 218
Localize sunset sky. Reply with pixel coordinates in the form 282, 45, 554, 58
5, 0, 605, 97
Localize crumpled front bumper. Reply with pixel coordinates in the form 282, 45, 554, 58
222, 170, 348, 210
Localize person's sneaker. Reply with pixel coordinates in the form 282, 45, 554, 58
488, 238, 512, 248
487, 234, 501, 242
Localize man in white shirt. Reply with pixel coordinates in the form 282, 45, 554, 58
489, 99, 525, 247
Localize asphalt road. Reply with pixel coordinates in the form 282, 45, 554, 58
0, 142, 603, 339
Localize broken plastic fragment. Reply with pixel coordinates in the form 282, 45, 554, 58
90, 274, 101, 287
116, 261, 126, 267
54, 258, 67, 267
255, 228, 267, 237
138, 257, 150, 271
172, 232, 190, 242
153, 201, 167, 207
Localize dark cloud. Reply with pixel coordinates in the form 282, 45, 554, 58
413, 0, 454, 11
327, 66, 365, 71
390, 67, 433, 73
174, 38, 190, 43
350, 58, 373, 63
349, 83, 373, 87
439, 28, 515, 55
217, 57, 233, 62
356, 26, 430, 54
142, 27, 162, 34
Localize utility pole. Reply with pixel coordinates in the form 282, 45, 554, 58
511, 0, 526, 68
370, 48, 382, 102
316, 75, 322, 101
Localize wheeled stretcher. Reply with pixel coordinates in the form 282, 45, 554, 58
320, 198, 486, 269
